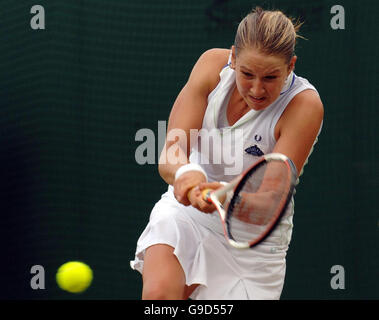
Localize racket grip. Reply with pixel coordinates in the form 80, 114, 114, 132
201, 188, 212, 203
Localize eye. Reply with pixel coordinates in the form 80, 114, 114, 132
242, 71, 253, 77
265, 75, 277, 80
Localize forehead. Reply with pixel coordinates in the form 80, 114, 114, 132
236, 48, 287, 73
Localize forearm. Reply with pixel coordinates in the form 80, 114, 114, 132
236, 191, 279, 225
158, 142, 189, 185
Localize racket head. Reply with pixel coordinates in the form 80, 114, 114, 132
225, 153, 297, 249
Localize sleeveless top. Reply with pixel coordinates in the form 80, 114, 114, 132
186, 52, 322, 248
189, 55, 320, 183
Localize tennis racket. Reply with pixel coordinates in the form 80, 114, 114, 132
201, 153, 297, 249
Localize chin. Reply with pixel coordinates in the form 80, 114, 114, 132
247, 100, 271, 111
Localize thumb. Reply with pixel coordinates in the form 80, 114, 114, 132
198, 181, 223, 191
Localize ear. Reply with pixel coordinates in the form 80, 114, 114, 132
288, 55, 297, 74
231, 45, 237, 69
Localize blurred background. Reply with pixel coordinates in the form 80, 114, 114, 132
0, 0, 377, 299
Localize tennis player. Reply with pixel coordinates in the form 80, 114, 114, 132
130, 7, 324, 300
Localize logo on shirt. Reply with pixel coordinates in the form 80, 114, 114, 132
254, 134, 262, 142
245, 144, 264, 156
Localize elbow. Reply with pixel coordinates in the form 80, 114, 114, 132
158, 162, 166, 181
158, 153, 173, 184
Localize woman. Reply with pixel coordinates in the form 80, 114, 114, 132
130, 7, 323, 300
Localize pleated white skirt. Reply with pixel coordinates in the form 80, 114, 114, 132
130, 186, 293, 300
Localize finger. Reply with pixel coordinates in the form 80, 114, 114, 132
191, 192, 216, 213
187, 188, 204, 208
198, 201, 217, 213
191, 201, 215, 213
198, 182, 223, 190
174, 183, 191, 206
187, 186, 199, 203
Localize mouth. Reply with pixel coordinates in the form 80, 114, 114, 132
248, 95, 266, 104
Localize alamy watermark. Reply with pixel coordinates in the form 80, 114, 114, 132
30, 265, 45, 290
135, 121, 244, 176
330, 265, 345, 290
30, 5, 45, 30
29, 5, 345, 31
28, 263, 347, 291
330, 5, 345, 30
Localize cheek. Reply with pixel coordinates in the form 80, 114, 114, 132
236, 77, 250, 93
266, 83, 280, 95
264, 79, 285, 97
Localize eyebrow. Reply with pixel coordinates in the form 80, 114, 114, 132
241, 66, 281, 74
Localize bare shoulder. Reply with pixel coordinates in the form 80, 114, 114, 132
188, 48, 230, 95
292, 89, 324, 114
276, 89, 324, 141
274, 89, 324, 173
200, 48, 230, 65
282, 89, 324, 126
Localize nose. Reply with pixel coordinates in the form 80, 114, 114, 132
250, 79, 265, 97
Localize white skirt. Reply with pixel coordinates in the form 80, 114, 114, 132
130, 186, 293, 300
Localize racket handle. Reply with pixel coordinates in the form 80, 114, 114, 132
187, 187, 212, 204
201, 188, 212, 203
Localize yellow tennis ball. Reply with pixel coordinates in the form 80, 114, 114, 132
56, 261, 93, 293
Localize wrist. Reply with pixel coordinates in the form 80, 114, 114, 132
174, 163, 208, 182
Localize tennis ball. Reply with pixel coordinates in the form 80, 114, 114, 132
56, 261, 93, 293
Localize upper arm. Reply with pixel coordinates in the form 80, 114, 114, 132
273, 89, 324, 175
166, 48, 229, 156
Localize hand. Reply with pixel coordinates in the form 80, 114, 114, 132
187, 181, 225, 213
173, 170, 207, 206
198, 182, 227, 204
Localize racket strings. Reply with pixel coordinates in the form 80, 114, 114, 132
227, 160, 291, 245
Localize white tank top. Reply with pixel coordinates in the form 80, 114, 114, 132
186, 53, 322, 248
189, 54, 320, 183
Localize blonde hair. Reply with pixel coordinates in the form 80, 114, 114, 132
234, 7, 303, 63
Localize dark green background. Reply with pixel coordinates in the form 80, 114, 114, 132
0, 0, 377, 299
